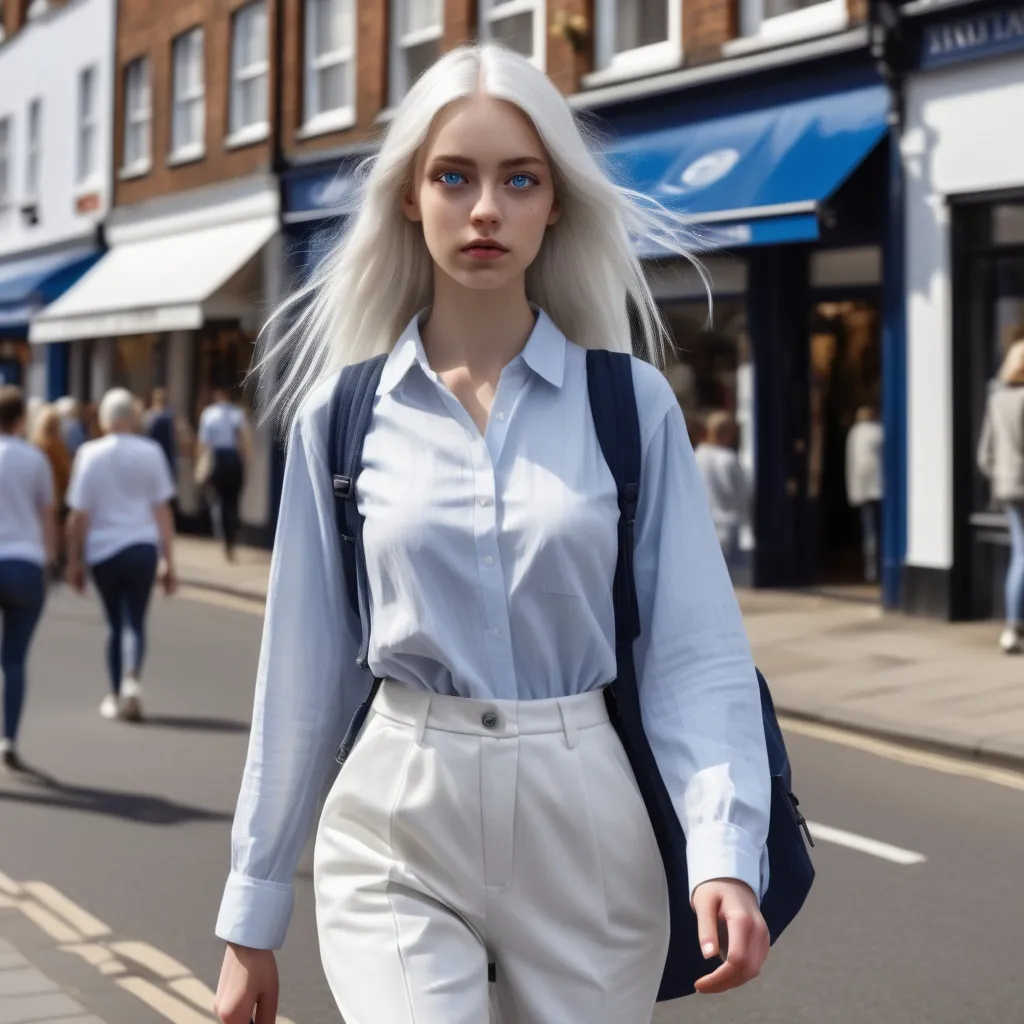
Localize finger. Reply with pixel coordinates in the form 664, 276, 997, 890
695, 915, 755, 995
253, 985, 278, 1024
692, 887, 723, 962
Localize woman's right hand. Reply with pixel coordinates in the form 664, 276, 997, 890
214, 944, 279, 1024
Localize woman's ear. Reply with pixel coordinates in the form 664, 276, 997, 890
547, 196, 562, 226
402, 182, 423, 223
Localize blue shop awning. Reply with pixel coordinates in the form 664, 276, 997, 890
604, 83, 890, 251
0, 246, 102, 333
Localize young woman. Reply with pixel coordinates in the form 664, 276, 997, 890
0, 386, 56, 771
214, 44, 772, 1024
31, 405, 73, 580
978, 338, 1024, 652
65, 388, 178, 722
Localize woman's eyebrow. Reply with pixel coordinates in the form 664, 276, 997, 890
428, 155, 547, 169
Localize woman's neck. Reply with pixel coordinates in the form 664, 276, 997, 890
420, 274, 536, 383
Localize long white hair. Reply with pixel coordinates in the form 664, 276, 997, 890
255, 42, 707, 430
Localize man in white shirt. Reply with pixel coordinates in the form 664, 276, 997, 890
0, 386, 56, 771
845, 406, 884, 583
694, 410, 750, 575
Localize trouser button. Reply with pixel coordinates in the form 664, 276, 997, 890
482, 711, 498, 729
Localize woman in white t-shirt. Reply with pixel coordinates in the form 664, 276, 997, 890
65, 389, 178, 723
197, 388, 249, 562
0, 386, 57, 772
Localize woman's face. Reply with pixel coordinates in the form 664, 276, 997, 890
403, 94, 560, 293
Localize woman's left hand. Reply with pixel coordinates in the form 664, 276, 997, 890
691, 878, 770, 995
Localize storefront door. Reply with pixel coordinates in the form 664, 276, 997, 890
803, 296, 883, 588
953, 200, 1024, 619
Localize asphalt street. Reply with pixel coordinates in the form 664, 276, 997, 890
1, 584, 1023, 1024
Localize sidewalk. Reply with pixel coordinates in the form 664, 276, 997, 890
176, 536, 1024, 770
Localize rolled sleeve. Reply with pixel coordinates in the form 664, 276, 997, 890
214, 389, 362, 949
630, 368, 771, 906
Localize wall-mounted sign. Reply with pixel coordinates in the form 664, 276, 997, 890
283, 162, 362, 219
919, 2, 1024, 69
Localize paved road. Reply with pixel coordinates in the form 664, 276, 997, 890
2, 586, 1023, 1024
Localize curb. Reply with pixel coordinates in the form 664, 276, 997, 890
776, 705, 1024, 775
176, 576, 1024, 777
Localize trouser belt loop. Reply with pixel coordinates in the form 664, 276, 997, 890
557, 700, 578, 749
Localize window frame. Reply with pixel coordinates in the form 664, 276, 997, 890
388, 0, 443, 106
302, 0, 357, 135
77, 65, 99, 188
727, 0, 847, 53
229, 0, 270, 144
25, 98, 41, 199
0, 117, 11, 207
121, 56, 152, 177
592, 0, 681, 80
478, 0, 546, 69
171, 27, 206, 161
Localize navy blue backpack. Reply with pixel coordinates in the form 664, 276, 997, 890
327, 349, 815, 1002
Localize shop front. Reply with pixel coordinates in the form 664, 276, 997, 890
0, 245, 101, 397
29, 176, 281, 546
901, 0, 1024, 619
598, 59, 899, 598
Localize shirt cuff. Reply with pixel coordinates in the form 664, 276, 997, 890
215, 871, 295, 950
685, 821, 766, 907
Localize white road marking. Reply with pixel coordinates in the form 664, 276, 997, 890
117, 976, 215, 1024
805, 821, 927, 865
779, 715, 1024, 793
110, 940, 189, 980
18, 900, 82, 943
23, 882, 111, 939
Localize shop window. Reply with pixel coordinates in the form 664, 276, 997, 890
113, 335, 165, 404
730, 0, 846, 52
195, 326, 257, 424
593, 0, 680, 79
25, 98, 41, 200
0, 118, 10, 207
230, 1, 269, 143
479, 0, 545, 67
660, 299, 756, 564
172, 28, 205, 160
122, 57, 151, 175
304, 0, 356, 133
77, 66, 98, 186
389, 0, 442, 104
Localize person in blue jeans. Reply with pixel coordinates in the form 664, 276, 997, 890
0, 386, 57, 771
65, 388, 178, 721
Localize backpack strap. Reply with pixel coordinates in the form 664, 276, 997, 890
586, 349, 642, 658
327, 355, 388, 669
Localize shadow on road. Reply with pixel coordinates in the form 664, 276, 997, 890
0, 764, 232, 825
143, 713, 252, 734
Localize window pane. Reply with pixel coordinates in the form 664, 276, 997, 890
317, 61, 349, 111
80, 67, 94, 120
314, 0, 352, 54
615, 0, 668, 52
489, 10, 533, 55
80, 122, 95, 181
190, 95, 205, 146
405, 0, 441, 34
993, 204, 1024, 247
0, 120, 9, 199
403, 37, 438, 85
765, 0, 828, 14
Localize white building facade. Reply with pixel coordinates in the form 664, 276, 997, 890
0, 0, 115, 399
901, 0, 1024, 618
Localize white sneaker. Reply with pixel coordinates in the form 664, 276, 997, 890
1000, 628, 1022, 654
118, 678, 144, 722
99, 694, 119, 720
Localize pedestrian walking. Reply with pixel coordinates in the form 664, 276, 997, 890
0, 386, 56, 771
197, 387, 248, 562
695, 410, 750, 574
978, 340, 1024, 653
214, 44, 773, 1024
31, 405, 73, 580
54, 396, 87, 456
64, 388, 178, 722
845, 406, 884, 583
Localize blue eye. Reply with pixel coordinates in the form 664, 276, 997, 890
509, 173, 535, 189
439, 171, 467, 186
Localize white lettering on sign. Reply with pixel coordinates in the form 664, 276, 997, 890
924, 5, 1024, 63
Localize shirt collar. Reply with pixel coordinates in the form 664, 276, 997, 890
376, 306, 566, 397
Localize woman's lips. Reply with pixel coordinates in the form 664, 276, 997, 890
462, 245, 508, 261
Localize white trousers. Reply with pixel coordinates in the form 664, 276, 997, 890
314, 680, 670, 1024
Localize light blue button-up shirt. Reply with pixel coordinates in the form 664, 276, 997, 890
216, 309, 771, 950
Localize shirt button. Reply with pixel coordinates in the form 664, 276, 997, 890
483, 555, 494, 566
491, 626, 500, 636
482, 711, 498, 729
479, 496, 491, 507
495, 412, 506, 422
